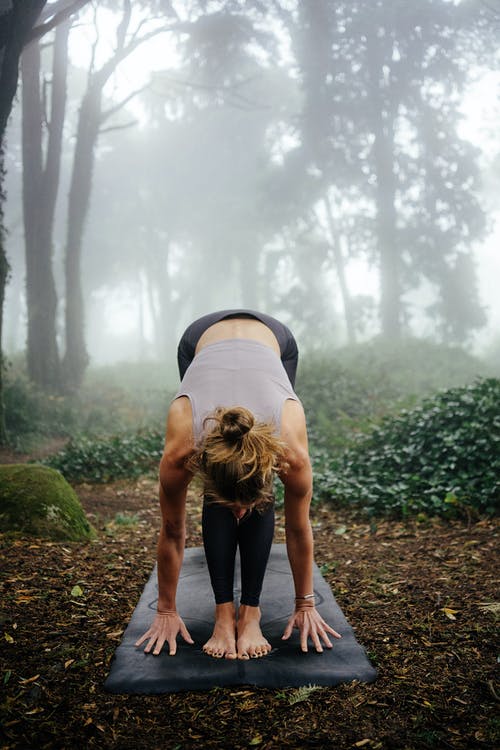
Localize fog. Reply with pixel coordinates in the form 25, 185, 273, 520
3, 0, 500, 391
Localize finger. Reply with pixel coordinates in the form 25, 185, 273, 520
323, 623, 342, 639
311, 628, 323, 653
153, 636, 166, 656
282, 620, 293, 640
168, 635, 177, 656
180, 622, 195, 644
144, 635, 158, 654
134, 631, 151, 648
300, 622, 310, 653
313, 622, 332, 648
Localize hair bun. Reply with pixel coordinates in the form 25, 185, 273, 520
220, 407, 254, 444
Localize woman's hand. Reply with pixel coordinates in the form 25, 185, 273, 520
135, 611, 194, 656
282, 607, 342, 653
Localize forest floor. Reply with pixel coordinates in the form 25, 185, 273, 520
0, 449, 499, 750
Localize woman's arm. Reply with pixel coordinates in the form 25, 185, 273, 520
280, 400, 341, 652
135, 397, 195, 656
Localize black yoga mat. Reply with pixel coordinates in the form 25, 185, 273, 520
104, 545, 377, 694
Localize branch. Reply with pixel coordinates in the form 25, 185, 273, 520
94, 23, 182, 88
99, 120, 138, 135
88, 3, 99, 81
100, 84, 150, 123
27, 0, 91, 44
115, 0, 132, 53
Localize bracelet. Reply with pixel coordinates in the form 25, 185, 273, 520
157, 610, 177, 615
295, 593, 315, 600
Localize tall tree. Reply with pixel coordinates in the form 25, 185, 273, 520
21, 17, 71, 390
282, 0, 492, 341
0, 1, 89, 440
61, 0, 176, 389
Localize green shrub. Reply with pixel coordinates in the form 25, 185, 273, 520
3, 369, 78, 449
297, 337, 491, 451
3, 359, 171, 449
313, 378, 500, 518
42, 429, 164, 483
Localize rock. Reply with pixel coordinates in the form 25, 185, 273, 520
0, 464, 96, 541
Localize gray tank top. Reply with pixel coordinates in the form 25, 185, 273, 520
174, 338, 299, 443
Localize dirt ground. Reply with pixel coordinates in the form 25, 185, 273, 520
0, 467, 498, 750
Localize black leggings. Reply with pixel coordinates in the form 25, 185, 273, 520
178, 310, 298, 607
202, 501, 275, 606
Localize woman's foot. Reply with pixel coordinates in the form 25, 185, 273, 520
236, 604, 272, 659
203, 602, 237, 659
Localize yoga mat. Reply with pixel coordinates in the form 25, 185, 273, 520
104, 545, 377, 694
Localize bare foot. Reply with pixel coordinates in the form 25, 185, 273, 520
236, 604, 272, 660
203, 602, 237, 659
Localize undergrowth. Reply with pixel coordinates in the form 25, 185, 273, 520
7, 341, 500, 518
314, 377, 500, 518
42, 430, 163, 483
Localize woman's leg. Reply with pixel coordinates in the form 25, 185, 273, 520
202, 500, 238, 604
237, 504, 275, 606
234, 505, 275, 659
201, 500, 239, 658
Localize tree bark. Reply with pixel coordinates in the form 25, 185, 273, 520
61, 83, 100, 389
22, 19, 70, 391
367, 32, 401, 340
0, 146, 9, 444
0, 1, 47, 440
323, 197, 356, 344
61, 0, 171, 388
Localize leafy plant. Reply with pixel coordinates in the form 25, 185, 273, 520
296, 338, 492, 451
42, 430, 163, 483
275, 684, 323, 705
313, 378, 500, 517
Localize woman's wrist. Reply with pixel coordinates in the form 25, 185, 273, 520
294, 593, 315, 611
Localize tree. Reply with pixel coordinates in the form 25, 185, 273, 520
279, 0, 492, 342
0, 1, 89, 441
21, 17, 71, 391
61, 0, 178, 389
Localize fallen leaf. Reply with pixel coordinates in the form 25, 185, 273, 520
441, 607, 459, 620
4, 633, 14, 644
71, 585, 84, 598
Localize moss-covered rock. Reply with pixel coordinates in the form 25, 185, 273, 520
0, 464, 96, 541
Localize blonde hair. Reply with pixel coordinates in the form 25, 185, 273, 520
188, 406, 287, 510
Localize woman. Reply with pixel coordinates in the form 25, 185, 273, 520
135, 310, 341, 660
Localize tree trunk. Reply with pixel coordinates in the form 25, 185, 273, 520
366, 33, 401, 340
323, 197, 356, 344
0, 146, 9, 444
0, 1, 48, 439
61, 0, 165, 388
0, 2, 47, 144
22, 20, 70, 391
61, 84, 101, 390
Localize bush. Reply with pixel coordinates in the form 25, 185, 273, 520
3, 359, 172, 449
313, 378, 500, 518
42, 429, 164, 483
4, 369, 78, 449
296, 337, 491, 450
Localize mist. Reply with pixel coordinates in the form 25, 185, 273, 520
3, 0, 500, 393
